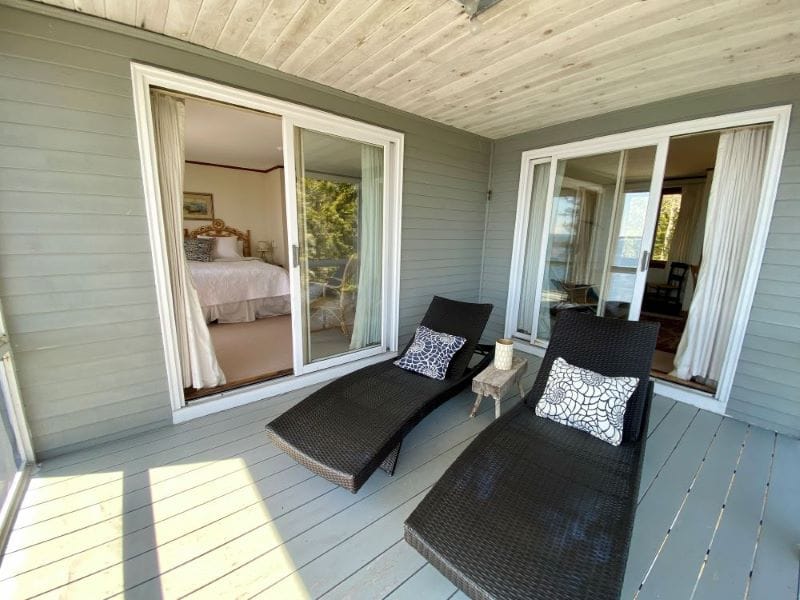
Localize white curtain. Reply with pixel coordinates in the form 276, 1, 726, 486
669, 182, 704, 264
568, 187, 599, 284
673, 126, 770, 382
151, 92, 226, 389
349, 145, 383, 350
517, 162, 551, 334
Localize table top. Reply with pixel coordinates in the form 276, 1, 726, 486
473, 355, 528, 386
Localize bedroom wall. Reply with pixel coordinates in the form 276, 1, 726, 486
264, 168, 288, 268
481, 74, 800, 437
0, 2, 490, 456
183, 164, 288, 267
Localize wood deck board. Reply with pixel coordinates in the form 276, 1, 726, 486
638, 400, 699, 500
746, 434, 800, 599
1, 382, 796, 600
621, 410, 723, 598
384, 563, 456, 599
692, 426, 776, 600
635, 418, 748, 598
646, 395, 676, 436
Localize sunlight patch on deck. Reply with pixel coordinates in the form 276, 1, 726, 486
0, 473, 124, 598
147, 458, 310, 599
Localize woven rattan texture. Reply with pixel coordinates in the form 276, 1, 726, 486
526, 311, 659, 443
405, 313, 658, 599
265, 296, 493, 493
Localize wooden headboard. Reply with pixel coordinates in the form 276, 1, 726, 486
184, 219, 251, 257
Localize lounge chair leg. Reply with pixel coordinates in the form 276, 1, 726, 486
379, 442, 402, 476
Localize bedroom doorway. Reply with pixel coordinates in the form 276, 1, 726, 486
172, 96, 294, 402
132, 64, 403, 419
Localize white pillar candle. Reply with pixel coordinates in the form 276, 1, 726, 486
495, 338, 514, 370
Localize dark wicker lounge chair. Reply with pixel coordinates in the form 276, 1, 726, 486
405, 311, 659, 600
265, 296, 494, 494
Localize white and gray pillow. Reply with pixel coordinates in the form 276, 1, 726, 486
535, 357, 638, 446
184, 238, 213, 262
394, 326, 466, 381
212, 236, 242, 259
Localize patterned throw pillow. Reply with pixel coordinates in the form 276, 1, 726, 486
535, 357, 638, 446
394, 326, 467, 380
184, 238, 213, 262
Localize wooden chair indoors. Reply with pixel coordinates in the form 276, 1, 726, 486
645, 261, 689, 315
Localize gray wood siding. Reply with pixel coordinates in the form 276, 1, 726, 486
482, 75, 800, 437
0, 4, 490, 456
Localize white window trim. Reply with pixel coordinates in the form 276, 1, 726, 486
505, 105, 792, 412
130, 63, 404, 422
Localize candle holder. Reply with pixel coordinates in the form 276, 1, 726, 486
495, 338, 514, 370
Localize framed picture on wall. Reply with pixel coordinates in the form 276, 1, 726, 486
183, 192, 214, 220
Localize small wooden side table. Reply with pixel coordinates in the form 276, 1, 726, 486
470, 356, 528, 419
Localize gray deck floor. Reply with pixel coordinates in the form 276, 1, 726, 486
1, 366, 798, 599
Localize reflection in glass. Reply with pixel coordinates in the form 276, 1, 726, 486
534, 146, 657, 341
0, 366, 22, 508
295, 129, 384, 363
516, 161, 551, 336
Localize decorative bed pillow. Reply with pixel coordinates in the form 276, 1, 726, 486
535, 357, 638, 446
394, 326, 467, 381
212, 236, 242, 259
184, 238, 213, 262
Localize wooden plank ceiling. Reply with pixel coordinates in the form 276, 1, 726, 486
34, 0, 800, 138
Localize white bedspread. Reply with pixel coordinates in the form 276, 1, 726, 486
188, 257, 290, 307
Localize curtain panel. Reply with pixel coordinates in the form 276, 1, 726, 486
151, 92, 226, 389
673, 126, 770, 382
349, 145, 383, 350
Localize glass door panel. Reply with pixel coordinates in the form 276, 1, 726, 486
598, 146, 658, 320
293, 127, 384, 366
0, 373, 22, 505
0, 300, 32, 535
534, 146, 659, 343
515, 161, 551, 338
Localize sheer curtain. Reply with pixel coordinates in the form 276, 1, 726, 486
349, 145, 383, 350
517, 162, 551, 335
151, 91, 226, 389
669, 182, 704, 264
568, 187, 599, 284
669, 172, 713, 311
673, 126, 770, 382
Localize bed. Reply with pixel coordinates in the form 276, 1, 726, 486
185, 219, 290, 324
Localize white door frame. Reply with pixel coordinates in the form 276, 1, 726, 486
513, 141, 669, 340
0, 299, 35, 554
282, 117, 401, 375
130, 63, 404, 421
505, 105, 792, 412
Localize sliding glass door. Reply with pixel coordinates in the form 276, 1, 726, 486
510, 144, 665, 345
0, 300, 33, 539
284, 119, 397, 374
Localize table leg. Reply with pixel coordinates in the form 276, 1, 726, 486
518, 380, 527, 401
494, 396, 501, 419
470, 393, 483, 418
